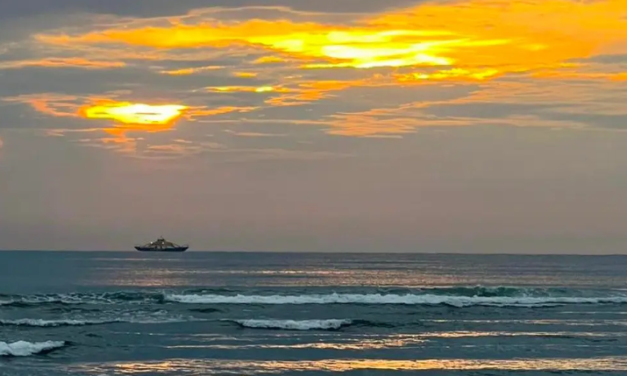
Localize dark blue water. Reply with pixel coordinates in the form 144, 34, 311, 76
2, 252, 627, 375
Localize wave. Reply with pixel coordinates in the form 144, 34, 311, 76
165, 292, 627, 307
229, 319, 353, 330
0, 340, 66, 357
418, 286, 569, 298
0, 291, 163, 307
188, 308, 222, 314
0, 315, 203, 328
0, 319, 114, 327
228, 319, 394, 330
2, 287, 627, 308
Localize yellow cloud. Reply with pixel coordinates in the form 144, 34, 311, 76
395, 68, 503, 82
4, 95, 255, 132
233, 72, 258, 78
80, 102, 188, 132
81, 102, 257, 137
2, 94, 262, 158
36, 0, 627, 78
207, 85, 285, 93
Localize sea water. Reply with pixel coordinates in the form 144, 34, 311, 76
1, 251, 627, 375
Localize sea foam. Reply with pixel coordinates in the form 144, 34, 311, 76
229, 319, 352, 330
0, 340, 66, 356
165, 293, 627, 307
0, 315, 202, 328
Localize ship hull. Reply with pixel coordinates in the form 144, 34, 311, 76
135, 246, 188, 252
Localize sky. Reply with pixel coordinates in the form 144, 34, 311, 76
1, 0, 627, 253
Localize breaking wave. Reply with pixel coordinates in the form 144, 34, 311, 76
2, 287, 627, 308
165, 292, 627, 307
0, 315, 199, 328
0, 291, 163, 307
0, 319, 114, 327
229, 319, 354, 330
228, 319, 393, 330
0, 340, 66, 357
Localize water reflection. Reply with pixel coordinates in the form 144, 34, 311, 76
32, 252, 627, 289
168, 335, 424, 350
71, 356, 627, 374
170, 331, 617, 351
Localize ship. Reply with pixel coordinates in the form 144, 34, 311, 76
135, 237, 189, 252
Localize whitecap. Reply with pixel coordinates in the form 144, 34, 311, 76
230, 319, 352, 330
165, 293, 627, 307
0, 340, 66, 356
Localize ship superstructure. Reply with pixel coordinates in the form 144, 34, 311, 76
135, 237, 189, 252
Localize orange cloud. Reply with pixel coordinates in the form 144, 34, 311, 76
36, 0, 627, 79
77, 101, 258, 141
4, 94, 255, 131
395, 68, 503, 82
159, 65, 224, 75
3, 94, 266, 157
0, 58, 125, 70
3, 94, 82, 118
233, 72, 258, 78
186, 106, 257, 117
264, 78, 387, 106
207, 85, 285, 93
224, 129, 287, 137
531, 71, 627, 81
17, 0, 627, 140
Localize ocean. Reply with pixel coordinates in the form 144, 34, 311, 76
1, 252, 627, 375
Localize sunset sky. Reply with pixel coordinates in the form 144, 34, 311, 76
1, 0, 627, 252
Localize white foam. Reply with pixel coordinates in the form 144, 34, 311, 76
165, 293, 627, 307
0, 295, 112, 306
0, 316, 202, 327
0, 340, 65, 356
232, 319, 352, 330
0, 318, 114, 327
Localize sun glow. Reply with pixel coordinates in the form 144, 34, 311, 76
80, 103, 188, 131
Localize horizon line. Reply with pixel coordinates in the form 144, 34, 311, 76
1, 249, 626, 256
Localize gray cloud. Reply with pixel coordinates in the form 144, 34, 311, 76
570, 54, 627, 64
0, 0, 425, 20
0, 100, 83, 130
0, 64, 272, 100
540, 111, 627, 130
423, 102, 558, 119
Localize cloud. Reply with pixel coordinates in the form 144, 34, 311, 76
80, 102, 188, 131
1, 0, 626, 150
0, 57, 125, 70
0, 0, 423, 21
159, 65, 224, 75
35, 0, 627, 75
224, 129, 287, 137
571, 53, 627, 64
1, 93, 260, 153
